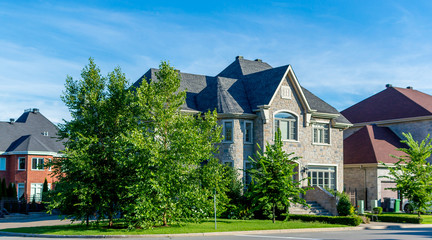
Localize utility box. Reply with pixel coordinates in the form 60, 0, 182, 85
358, 200, 365, 214
371, 200, 378, 209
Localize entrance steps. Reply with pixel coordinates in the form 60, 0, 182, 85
289, 201, 333, 216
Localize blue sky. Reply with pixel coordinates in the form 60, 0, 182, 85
1, 0, 432, 123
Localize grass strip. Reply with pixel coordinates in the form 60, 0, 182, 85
0, 219, 349, 235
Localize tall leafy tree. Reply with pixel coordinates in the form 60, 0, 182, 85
42, 178, 49, 193
49, 58, 139, 227
247, 130, 308, 223
50, 59, 225, 229
383, 133, 432, 217
0, 178, 6, 198
123, 62, 225, 228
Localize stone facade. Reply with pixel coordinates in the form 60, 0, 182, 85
217, 75, 345, 192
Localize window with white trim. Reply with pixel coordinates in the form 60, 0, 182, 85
30, 183, 43, 202
274, 112, 297, 140
0, 158, 5, 171
31, 158, 44, 170
222, 120, 234, 142
18, 157, 26, 170
47, 159, 52, 171
243, 120, 253, 143
313, 123, 330, 144
307, 166, 336, 190
17, 183, 25, 200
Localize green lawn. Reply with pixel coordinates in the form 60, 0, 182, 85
0, 219, 349, 235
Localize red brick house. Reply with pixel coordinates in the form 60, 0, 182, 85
0, 108, 65, 202
341, 84, 432, 210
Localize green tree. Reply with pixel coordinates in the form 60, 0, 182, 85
6, 182, 14, 198
123, 62, 225, 228
49, 58, 139, 227
383, 133, 432, 217
0, 178, 6, 198
50, 59, 225, 229
42, 178, 49, 193
247, 130, 308, 223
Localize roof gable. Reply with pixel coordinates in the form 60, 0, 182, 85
344, 125, 406, 164
242, 65, 290, 110
342, 86, 432, 124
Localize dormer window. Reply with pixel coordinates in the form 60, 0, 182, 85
274, 112, 297, 141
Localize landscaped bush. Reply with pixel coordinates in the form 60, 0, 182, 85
372, 207, 383, 214
286, 214, 363, 226
337, 194, 354, 216
365, 214, 423, 224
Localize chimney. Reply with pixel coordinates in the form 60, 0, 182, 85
254, 59, 262, 62
406, 86, 413, 90
385, 84, 393, 88
9, 118, 15, 124
236, 56, 243, 60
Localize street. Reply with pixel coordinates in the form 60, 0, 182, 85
1, 225, 432, 240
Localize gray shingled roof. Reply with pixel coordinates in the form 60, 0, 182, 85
0, 110, 65, 153
133, 57, 349, 125
301, 87, 351, 124
218, 57, 272, 79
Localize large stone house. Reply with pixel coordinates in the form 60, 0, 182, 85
341, 84, 432, 210
134, 56, 352, 213
0, 108, 64, 202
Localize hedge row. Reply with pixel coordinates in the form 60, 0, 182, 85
286, 214, 363, 226
365, 214, 423, 224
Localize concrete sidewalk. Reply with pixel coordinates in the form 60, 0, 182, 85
0, 214, 72, 230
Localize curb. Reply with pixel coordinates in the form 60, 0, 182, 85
0, 226, 363, 238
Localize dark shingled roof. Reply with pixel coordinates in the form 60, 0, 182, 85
344, 125, 406, 164
133, 57, 348, 125
301, 87, 351, 124
341, 86, 432, 124
0, 110, 65, 153
218, 57, 272, 79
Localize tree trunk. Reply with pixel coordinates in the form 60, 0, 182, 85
272, 204, 276, 223
163, 210, 168, 226
86, 215, 89, 227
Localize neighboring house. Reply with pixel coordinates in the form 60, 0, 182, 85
0, 108, 64, 202
133, 56, 352, 213
341, 84, 432, 210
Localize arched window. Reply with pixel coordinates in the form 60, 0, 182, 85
274, 112, 297, 140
